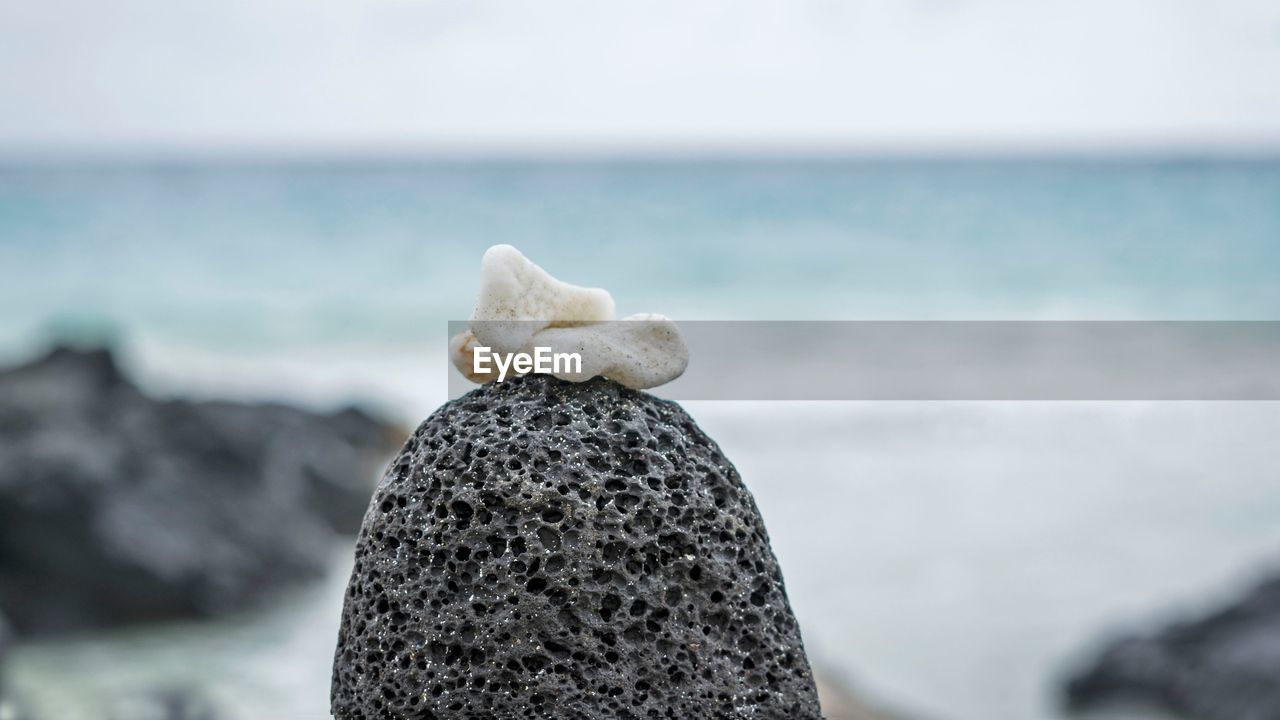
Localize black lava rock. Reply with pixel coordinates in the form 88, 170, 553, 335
0, 346, 402, 634
1065, 575, 1280, 720
332, 374, 822, 720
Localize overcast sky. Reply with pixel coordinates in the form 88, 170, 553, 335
2, 0, 1279, 155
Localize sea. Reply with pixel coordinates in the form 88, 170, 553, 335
2, 158, 1279, 720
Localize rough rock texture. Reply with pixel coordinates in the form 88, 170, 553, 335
1065, 575, 1280, 720
0, 346, 402, 634
332, 374, 822, 719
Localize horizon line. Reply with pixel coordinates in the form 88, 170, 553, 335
4, 138, 1280, 166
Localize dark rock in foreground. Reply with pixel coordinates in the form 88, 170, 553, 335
1065, 575, 1280, 720
0, 346, 402, 634
332, 374, 822, 719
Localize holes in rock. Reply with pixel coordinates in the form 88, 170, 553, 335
536, 526, 561, 550
331, 374, 818, 719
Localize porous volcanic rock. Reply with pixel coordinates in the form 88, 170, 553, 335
1065, 574, 1280, 720
332, 374, 822, 719
0, 345, 401, 633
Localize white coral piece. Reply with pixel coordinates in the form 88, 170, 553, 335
470, 244, 615, 354
451, 246, 688, 389
531, 314, 688, 389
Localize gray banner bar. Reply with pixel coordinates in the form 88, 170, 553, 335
448, 321, 1280, 400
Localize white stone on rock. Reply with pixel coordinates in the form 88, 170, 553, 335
451, 246, 689, 389
448, 329, 498, 384
524, 314, 688, 389
470, 244, 615, 354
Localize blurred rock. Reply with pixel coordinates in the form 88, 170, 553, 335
0, 612, 27, 720
0, 346, 402, 634
332, 373, 822, 719
1065, 575, 1280, 720
0, 611, 9, 691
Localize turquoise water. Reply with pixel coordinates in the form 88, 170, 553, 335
3, 161, 1279, 359
4, 160, 1280, 720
